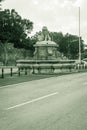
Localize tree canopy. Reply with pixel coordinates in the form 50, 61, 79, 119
61, 33, 84, 59
0, 0, 4, 2
0, 9, 33, 49
0, 8, 33, 65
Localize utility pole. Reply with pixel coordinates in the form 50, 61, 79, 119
79, 7, 81, 63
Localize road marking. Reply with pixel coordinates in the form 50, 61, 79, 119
5, 92, 58, 110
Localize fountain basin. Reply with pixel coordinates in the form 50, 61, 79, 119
16, 60, 75, 74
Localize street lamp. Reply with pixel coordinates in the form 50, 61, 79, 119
78, 7, 81, 63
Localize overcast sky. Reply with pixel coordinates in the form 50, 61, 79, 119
2, 0, 87, 44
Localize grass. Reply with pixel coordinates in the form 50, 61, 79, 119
0, 72, 74, 87
0, 74, 57, 87
0, 69, 87, 87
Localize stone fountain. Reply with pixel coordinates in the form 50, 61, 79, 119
34, 26, 58, 60
17, 26, 75, 74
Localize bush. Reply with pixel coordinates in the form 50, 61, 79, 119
0, 43, 33, 65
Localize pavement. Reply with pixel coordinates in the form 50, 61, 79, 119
0, 72, 87, 130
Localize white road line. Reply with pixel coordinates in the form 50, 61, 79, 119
6, 92, 58, 110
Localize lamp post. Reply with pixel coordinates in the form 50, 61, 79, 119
79, 7, 81, 63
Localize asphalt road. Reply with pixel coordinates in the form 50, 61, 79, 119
0, 73, 87, 130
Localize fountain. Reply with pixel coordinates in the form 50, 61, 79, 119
34, 26, 58, 60
17, 26, 75, 74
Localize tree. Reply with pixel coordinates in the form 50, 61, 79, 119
0, 9, 33, 64
0, 9, 33, 46
55, 33, 84, 59
0, 0, 4, 2
0, 0, 4, 9
50, 32, 63, 45
64, 34, 84, 59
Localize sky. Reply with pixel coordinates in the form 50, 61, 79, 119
1, 0, 87, 44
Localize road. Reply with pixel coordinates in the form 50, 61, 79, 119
0, 72, 87, 130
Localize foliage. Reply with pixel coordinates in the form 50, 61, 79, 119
0, 0, 3, 10
0, 9, 33, 48
0, 0, 4, 2
62, 33, 84, 59
0, 43, 33, 65
81, 49, 87, 59
50, 32, 63, 45
0, 9, 33, 65
49, 32, 84, 59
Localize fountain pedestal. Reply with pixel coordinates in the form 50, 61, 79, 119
34, 41, 58, 60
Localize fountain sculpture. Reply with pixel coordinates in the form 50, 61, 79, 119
34, 26, 58, 60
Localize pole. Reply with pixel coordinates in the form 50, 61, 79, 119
10, 67, 13, 77
79, 7, 81, 63
1, 68, 4, 78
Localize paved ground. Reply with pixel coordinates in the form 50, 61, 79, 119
0, 72, 87, 130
